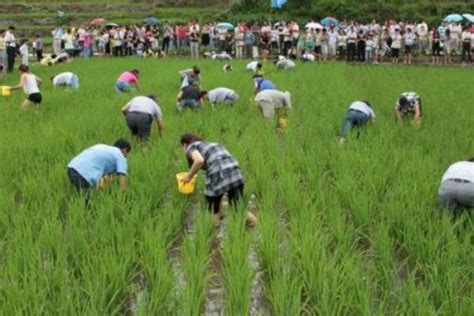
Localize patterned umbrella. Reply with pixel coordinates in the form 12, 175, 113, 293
144, 17, 160, 26
321, 17, 338, 27
90, 18, 106, 25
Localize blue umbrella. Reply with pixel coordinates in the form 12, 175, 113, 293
443, 14, 463, 22
144, 17, 160, 26
215, 22, 234, 30
320, 17, 338, 27
462, 14, 474, 23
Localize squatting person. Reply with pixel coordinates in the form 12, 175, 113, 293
180, 133, 244, 214
116, 69, 140, 93
176, 81, 207, 112
51, 71, 79, 89
254, 89, 292, 128
121, 94, 163, 140
395, 92, 422, 126
339, 101, 376, 141
437, 158, 474, 211
67, 139, 131, 200
253, 74, 275, 95
10, 64, 43, 111
179, 66, 201, 89
207, 87, 239, 109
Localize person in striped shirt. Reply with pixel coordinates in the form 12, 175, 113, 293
395, 92, 422, 126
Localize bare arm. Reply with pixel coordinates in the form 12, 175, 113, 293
121, 103, 130, 116
176, 91, 183, 101
184, 150, 205, 182
156, 119, 163, 137
395, 109, 402, 122
10, 74, 25, 90
36, 76, 43, 86
118, 174, 127, 191
413, 105, 421, 126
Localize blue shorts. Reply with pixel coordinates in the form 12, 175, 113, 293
116, 81, 131, 93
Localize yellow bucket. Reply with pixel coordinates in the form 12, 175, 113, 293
278, 116, 288, 128
1, 86, 11, 97
176, 172, 196, 194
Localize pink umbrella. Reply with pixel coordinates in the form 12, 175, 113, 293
90, 18, 106, 26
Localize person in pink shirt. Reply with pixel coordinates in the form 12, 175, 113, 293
116, 69, 140, 93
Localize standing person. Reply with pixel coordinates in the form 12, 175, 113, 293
443, 27, 452, 64
67, 139, 131, 201
327, 27, 338, 60
403, 27, 416, 64
189, 24, 200, 59
437, 158, 474, 211
115, 69, 140, 93
33, 34, 44, 62
207, 87, 239, 108
162, 21, 173, 54
254, 89, 292, 128
180, 133, 245, 215
179, 66, 201, 89
432, 28, 442, 65
346, 25, 357, 62
391, 29, 402, 64
176, 82, 207, 112
395, 92, 422, 126
121, 95, 163, 140
365, 35, 374, 64
52, 26, 64, 55
9, 64, 43, 111
416, 21, 428, 54
0, 30, 5, 73
339, 101, 375, 142
19, 39, 29, 66
461, 26, 472, 63
244, 30, 255, 59
201, 24, 210, 52
253, 75, 275, 95
235, 28, 244, 59
51, 72, 79, 89
62, 28, 76, 57
5, 26, 17, 72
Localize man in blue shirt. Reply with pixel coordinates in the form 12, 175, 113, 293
253, 74, 275, 95
67, 139, 131, 198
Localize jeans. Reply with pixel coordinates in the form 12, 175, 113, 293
190, 41, 199, 59
177, 99, 200, 112
341, 109, 370, 137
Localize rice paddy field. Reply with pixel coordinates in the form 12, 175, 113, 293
0, 58, 472, 315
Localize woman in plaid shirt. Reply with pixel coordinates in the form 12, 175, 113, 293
181, 133, 244, 214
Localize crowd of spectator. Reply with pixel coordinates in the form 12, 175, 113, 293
1, 18, 473, 73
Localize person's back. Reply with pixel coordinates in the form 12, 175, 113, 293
68, 144, 127, 186
181, 85, 201, 101
118, 71, 137, 84
53, 72, 74, 86
254, 77, 275, 92
438, 159, 474, 210
208, 87, 238, 104
23, 73, 40, 95
255, 89, 291, 118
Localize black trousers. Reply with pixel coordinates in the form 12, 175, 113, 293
206, 184, 244, 214
126, 112, 153, 140
68, 168, 92, 206
462, 42, 471, 62
6, 46, 16, 72
162, 37, 170, 52
347, 43, 356, 62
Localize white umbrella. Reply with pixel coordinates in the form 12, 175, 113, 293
305, 22, 323, 29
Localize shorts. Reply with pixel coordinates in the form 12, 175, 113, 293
28, 93, 42, 104
126, 112, 153, 140
432, 42, 441, 56
314, 46, 321, 54
404, 45, 414, 54
116, 81, 131, 93
391, 48, 400, 58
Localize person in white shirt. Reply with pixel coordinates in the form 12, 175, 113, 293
301, 51, 315, 61
327, 28, 339, 60
416, 21, 428, 54
246, 61, 262, 73
207, 87, 239, 108
5, 26, 17, 72
438, 158, 474, 211
340, 101, 375, 141
51, 72, 79, 89
211, 52, 232, 61
275, 57, 296, 70
254, 89, 292, 128
391, 29, 402, 64
403, 28, 417, 64
9, 64, 43, 111
62, 29, 75, 57
19, 39, 29, 66
121, 95, 163, 140
461, 27, 472, 63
